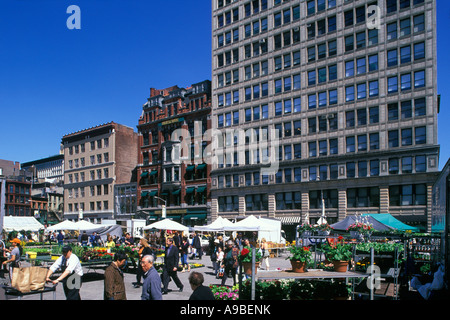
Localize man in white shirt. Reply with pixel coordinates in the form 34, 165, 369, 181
46, 245, 84, 300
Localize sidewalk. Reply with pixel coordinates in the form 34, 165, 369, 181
0, 253, 292, 300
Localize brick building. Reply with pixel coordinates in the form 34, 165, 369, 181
61, 122, 138, 223
136, 80, 212, 226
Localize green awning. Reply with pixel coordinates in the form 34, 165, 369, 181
140, 171, 149, 177
172, 189, 181, 195
184, 214, 207, 220
149, 190, 158, 197
186, 165, 195, 172
141, 191, 149, 197
196, 186, 207, 193
196, 163, 207, 170
186, 187, 195, 194
149, 170, 158, 176
161, 192, 169, 196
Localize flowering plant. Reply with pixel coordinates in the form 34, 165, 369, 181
239, 246, 261, 263
286, 246, 312, 263
297, 223, 314, 233
210, 285, 239, 300
322, 236, 353, 262
347, 222, 374, 235
316, 223, 332, 231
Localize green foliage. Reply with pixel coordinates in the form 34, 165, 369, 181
239, 279, 351, 300
286, 246, 312, 263
355, 242, 404, 253
322, 243, 353, 262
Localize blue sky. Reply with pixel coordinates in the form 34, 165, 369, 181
0, 0, 449, 170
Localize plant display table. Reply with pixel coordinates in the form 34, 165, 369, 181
256, 269, 367, 280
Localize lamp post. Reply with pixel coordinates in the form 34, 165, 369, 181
153, 196, 167, 218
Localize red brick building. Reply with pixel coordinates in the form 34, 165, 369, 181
136, 80, 212, 226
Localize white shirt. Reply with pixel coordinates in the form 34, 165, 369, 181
50, 254, 84, 277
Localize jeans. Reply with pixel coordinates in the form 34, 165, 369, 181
180, 253, 188, 267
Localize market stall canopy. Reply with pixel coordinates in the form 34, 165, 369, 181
46, 220, 78, 231
362, 213, 419, 232
193, 216, 235, 232
2, 216, 45, 232
76, 224, 123, 242
143, 218, 189, 233
74, 220, 100, 231
223, 215, 275, 232
330, 215, 394, 232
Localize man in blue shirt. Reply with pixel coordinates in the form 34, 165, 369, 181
140, 255, 162, 300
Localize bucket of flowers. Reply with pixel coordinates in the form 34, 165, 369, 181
347, 221, 374, 240
316, 223, 332, 236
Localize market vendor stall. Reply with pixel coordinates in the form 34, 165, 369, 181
2, 216, 45, 233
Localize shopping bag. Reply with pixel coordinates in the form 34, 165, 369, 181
217, 267, 224, 279
11, 266, 48, 293
29, 267, 48, 291
11, 267, 31, 293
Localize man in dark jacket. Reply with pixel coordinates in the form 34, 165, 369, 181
191, 232, 203, 260
141, 254, 162, 300
104, 251, 128, 300
162, 237, 183, 294
189, 271, 215, 300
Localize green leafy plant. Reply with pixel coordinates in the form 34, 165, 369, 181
322, 236, 353, 261
286, 246, 312, 263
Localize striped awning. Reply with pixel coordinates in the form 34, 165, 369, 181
276, 216, 302, 225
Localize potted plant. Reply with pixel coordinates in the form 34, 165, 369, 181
286, 246, 312, 273
297, 223, 314, 237
322, 236, 353, 272
239, 246, 261, 275
316, 223, 332, 236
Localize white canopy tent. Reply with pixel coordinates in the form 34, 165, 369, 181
222, 215, 283, 243
143, 218, 189, 234
193, 216, 235, 232
74, 220, 100, 231
223, 215, 273, 232
2, 216, 45, 232
46, 220, 78, 232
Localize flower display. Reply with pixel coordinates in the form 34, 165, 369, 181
347, 222, 374, 234
238, 246, 261, 263
286, 246, 312, 263
322, 236, 353, 262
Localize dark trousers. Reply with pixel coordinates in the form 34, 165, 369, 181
62, 275, 82, 300
221, 265, 237, 286
162, 267, 183, 293
136, 263, 144, 284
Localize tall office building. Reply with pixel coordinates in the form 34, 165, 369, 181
210, 0, 439, 234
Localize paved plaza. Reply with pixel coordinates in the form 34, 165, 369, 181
0, 252, 292, 301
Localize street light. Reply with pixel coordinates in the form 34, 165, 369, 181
153, 196, 166, 218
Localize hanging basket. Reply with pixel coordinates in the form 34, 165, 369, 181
290, 260, 307, 273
